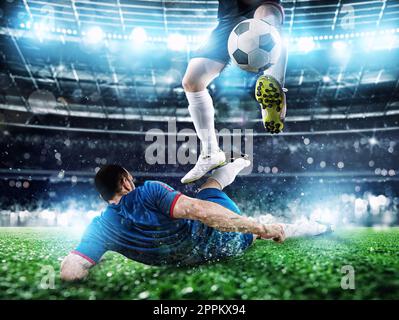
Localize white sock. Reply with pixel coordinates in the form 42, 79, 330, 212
186, 90, 219, 155
254, 215, 328, 238
261, 14, 287, 87
265, 44, 287, 86
281, 220, 327, 238
210, 158, 251, 189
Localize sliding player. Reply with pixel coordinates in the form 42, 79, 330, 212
61, 159, 280, 281
60, 160, 330, 281
181, 0, 287, 184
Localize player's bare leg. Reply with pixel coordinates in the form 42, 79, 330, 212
254, 3, 288, 134
181, 58, 228, 184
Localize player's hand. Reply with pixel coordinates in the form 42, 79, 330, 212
259, 224, 286, 243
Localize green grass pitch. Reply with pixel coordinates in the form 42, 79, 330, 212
0, 227, 398, 299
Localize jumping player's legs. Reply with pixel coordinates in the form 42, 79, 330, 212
180, 58, 228, 184
182, 58, 225, 156
181, 16, 248, 184
182, 58, 225, 92
254, 2, 288, 134
254, 3, 287, 87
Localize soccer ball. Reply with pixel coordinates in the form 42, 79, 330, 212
228, 19, 282, 73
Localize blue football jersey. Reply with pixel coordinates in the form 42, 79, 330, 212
73, 181, 253, 266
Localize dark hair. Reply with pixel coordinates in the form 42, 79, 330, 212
94, 165, 129, 201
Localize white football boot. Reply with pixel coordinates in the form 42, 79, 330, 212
282, 219, 335, 238
181, 149, 226, 184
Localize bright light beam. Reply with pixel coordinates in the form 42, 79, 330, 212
167, 34, 187, 51
131, 27, 147, 45
332, 40, 347, 54
296, 37, 315, 53
369, 137, 378, 146
85, 26, 104, 45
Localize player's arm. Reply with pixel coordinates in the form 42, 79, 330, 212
60, 252, 95, 282
173, 195, 285, 242
60, 218, 106, 282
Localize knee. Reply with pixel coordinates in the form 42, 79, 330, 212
182, 74, 206, 92
254, 4, 283, 26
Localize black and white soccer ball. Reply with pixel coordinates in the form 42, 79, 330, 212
228, 19, 282, 73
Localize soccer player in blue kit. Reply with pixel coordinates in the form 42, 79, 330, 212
60, 158, 286, 281
181, 0, 288, 184
61, 158, 331, 281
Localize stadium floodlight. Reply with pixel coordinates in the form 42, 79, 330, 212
167, 34, 187, 51
85, 26, 104, 45
369, 137, 378, 145
32, 22, 50, 40
296, 37, 315, 53
131, 27, 148, 45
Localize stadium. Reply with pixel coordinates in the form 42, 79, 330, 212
0, 0, 398, 300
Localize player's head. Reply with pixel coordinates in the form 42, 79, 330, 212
94, 164, 135, 202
